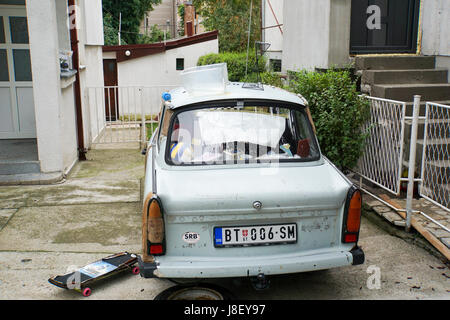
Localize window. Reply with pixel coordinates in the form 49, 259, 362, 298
270, 59, 282, 72
9, 16, 28, 44
0, 17, 5, 43
0, 49, 9, 81
176, 58, 184, 71
13, 49, 32, 81
165, 103, 320, 166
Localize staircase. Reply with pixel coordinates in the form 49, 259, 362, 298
356, 55, 450, 104
355, 55, 450, 195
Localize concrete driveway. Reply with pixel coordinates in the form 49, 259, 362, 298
0, 149, 448, 300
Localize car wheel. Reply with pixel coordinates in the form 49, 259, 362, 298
154, 283, 235, 300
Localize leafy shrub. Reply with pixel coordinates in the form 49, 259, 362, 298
287, 69, 370, 170
137, 25, 171, 44
197, 51, 266, 82
260, 72, 284, 88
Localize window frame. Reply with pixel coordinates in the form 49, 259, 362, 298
164, 99, 321, 167
176, 58, 184, 71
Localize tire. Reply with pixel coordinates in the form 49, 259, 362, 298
154, 283, 235, 300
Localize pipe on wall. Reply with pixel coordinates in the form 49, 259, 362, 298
68, 0, 87, 161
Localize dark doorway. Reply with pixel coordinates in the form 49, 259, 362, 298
350, 0, 420, 54
103, 59, 118, 121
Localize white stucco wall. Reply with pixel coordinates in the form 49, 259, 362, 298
263, 0, 283, 60
420, 0, 450, 81
83, 0, 104, 46
420, 0, 449, 57
117, 39, 218, 87
60, 84, 78, 172
27, 0, 105, 173
113, 38, 218, 115
73, 0, 105, 149
27, 0, 65, 173
282, 0, 351, 72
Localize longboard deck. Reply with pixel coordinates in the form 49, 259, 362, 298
48, 252, 139, 295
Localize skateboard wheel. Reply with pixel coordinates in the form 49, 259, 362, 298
82, 287, 92, 297
132, 266, 140, 275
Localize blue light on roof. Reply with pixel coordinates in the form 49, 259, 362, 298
162, 92, 171, 101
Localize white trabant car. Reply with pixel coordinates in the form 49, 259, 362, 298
138, 64, 364, 284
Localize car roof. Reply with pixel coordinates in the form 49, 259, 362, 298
166, 82, 308, 109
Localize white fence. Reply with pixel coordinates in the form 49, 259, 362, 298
86, 86, 177, 145
420, 102, 450, 211
356, 95, 449, 233
356, 96, 406, 195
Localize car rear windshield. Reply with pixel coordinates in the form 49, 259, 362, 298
166, 103, 320, 166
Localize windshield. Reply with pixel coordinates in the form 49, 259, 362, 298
165, 104, 320, 165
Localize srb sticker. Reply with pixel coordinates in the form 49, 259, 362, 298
183, 232, 200, 244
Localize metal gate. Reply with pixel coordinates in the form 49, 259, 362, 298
420, 102, 450, 211
86, 86, 176, 146
356, 96, 449, 235
356, 96, 406, 195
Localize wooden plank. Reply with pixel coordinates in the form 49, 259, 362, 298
380, 194, 450, 260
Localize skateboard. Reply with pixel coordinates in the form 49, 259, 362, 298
48, 252, 140, 297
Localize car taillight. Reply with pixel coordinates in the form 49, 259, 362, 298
342, 186, 362, 244
146, 196, 165, 256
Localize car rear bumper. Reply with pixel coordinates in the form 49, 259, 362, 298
139, 246, 364, 279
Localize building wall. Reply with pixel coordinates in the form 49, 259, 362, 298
282, 0, 351, 72
141, 0, 176, 37
77, 0, 105, 149
26, 0, 104, 174
27, 0, 66, 173
420, 0, 449, 81
113, 38, 219, 114
262, 0, 283, 61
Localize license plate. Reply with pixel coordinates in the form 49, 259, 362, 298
214, 223, 297, 247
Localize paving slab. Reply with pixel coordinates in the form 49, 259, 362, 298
0, 179, 141, 209
0, 217, 448, 300
0, 209, 17, 231
68, 149, 145, 180
0, 252, 173, 300
0, 202, 141, 253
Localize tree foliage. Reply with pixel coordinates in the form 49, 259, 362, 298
193, 0, 261, 52
103, 0, 162, 45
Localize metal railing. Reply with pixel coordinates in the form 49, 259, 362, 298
356, 95, 449, 235
420, 102, 450, 211
86, 86, 176, 146
356, 96, 406, 195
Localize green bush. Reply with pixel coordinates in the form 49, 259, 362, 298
260, 72, 284, 88
287, 69, 370, 170
197, 51, 266, 82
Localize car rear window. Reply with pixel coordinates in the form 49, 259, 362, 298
166, 103, 320, 165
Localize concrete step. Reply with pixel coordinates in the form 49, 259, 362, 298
404, 100, 450, 117
371, 83, 450, 102
362, 69, 448, 85
355, 56, 436, 70
0, 171, 63, 186
0, 161, 41, 175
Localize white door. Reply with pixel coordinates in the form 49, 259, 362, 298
0, 6, 36, 139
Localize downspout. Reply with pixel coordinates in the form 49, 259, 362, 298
68, 0, 87, 161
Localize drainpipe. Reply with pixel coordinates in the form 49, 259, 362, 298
68, 0, 87, 161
